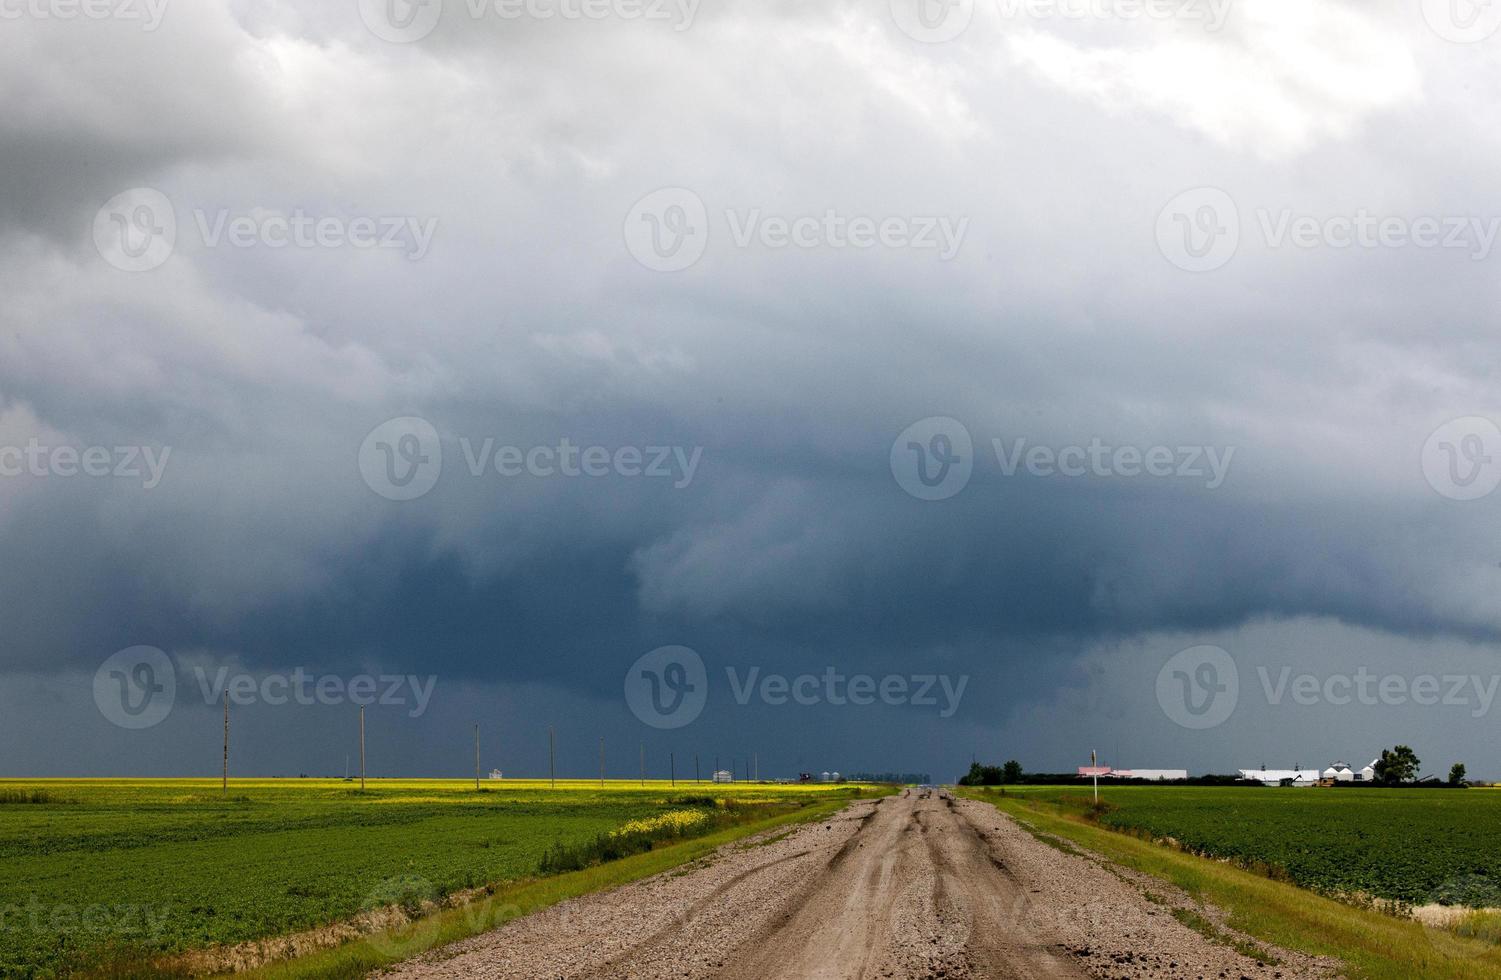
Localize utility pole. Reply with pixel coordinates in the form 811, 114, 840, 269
549, 726, 556, 789
695, 754, 700, 783
753, 753, 758, 782
222, 692, 229, 797
670, 752, 675, 787
599, 736, 605, 787
474, 724, 481, 791
359, 706, 367, 791
639, 742, 645, 786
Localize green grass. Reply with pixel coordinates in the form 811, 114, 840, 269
960, 786, 1501, 980
991, 784, 1501, 906
245, 795, 855, 980
0, 778, 858, 978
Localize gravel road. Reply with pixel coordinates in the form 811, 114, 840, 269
382, 790, 1338, 980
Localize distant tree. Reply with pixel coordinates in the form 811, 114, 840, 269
957, 762, 1006, 786
1002, 760, 1024, 784
1449, 763, 1468, 787
1373, 745, 1421, 785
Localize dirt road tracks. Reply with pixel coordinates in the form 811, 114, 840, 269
381, 790, 1337, 979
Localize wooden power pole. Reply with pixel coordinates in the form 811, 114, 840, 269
670, 752, 675, 787
474, 724, 481, 791
599, 737, 605, 787
359, 706, 366, 791
549, 726, 556, 788
222, 692, 228, 796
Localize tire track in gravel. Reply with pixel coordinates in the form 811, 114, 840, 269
382, 791, 1339, 980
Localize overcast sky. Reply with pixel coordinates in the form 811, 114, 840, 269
2, 0, 1500, 782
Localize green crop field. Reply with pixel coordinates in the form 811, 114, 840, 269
0, 778, 858, 977
994, 785, 1501, 908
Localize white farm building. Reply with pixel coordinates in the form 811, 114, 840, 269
1240, 759, 1380, 787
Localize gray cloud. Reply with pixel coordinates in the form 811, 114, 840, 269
1, 0, 1499, 779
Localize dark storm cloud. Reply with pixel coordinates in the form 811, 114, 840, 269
1, 0, 1499, 778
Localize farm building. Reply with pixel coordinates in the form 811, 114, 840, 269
711, 769, 733, 783
488, 769, 503, 780
1076, 766, 1188, 781
1238, 766, 1319, 787
1242, 759, 1381, 787
1321, 762, 1355, 783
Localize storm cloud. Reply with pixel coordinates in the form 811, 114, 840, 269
2, 0, 1499, 780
